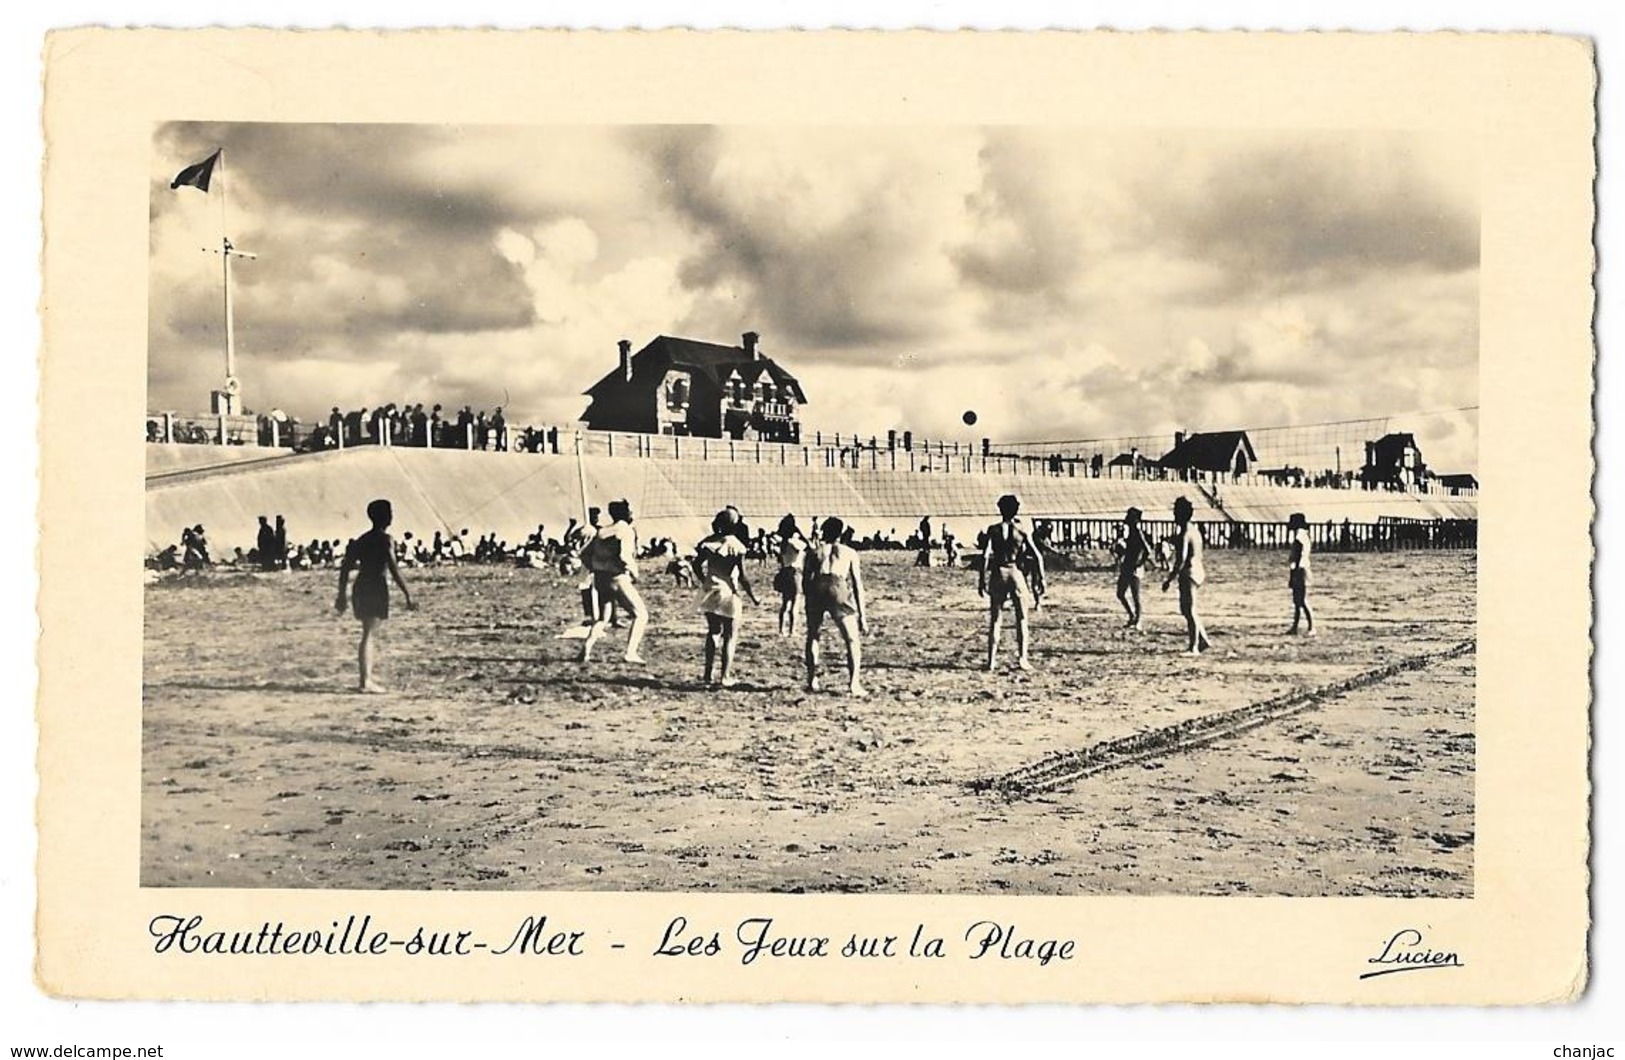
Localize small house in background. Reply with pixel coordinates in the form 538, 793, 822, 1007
1436, 472, 1479, 496
1105, 449, 1148, 477
1159, 430, 1258, 478
581, 332, 808, 442
1361, 432, 1428, 490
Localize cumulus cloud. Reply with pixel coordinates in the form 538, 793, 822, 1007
149, 122, 1479, 470
949, 128, 1139, 312
1140, 132, 1480, 299
634, 125, 983, 352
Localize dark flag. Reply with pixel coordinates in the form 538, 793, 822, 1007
170, 150, 221, 192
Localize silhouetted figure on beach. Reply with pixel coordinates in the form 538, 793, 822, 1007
335, 498, 416, 694
774, 514, 810, 637
274, 515, 288, 569
1287, 512, 1316, 636
979, 494, 1044, 671
256, 516, 277, 571
1116, 507, 1153, 629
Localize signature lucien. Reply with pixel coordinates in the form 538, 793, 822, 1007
1359, 928, 1466, 980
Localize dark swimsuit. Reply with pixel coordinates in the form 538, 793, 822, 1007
1119, 528, 1150, 589
347, 529, 391, 620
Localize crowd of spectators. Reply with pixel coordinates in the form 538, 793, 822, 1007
148, 404, 570, 454
144, 504, 1476, 587
145, 513, 690, 581
298, 405, 570, 456
296, 403, 565, 454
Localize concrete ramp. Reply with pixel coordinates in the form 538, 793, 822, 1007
146, 445, 1478, 554
146, 444, 305, 480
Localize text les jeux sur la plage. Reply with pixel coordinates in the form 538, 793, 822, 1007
148, 914, 1077, 967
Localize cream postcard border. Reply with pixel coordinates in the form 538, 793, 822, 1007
38, 29, 1594, 1004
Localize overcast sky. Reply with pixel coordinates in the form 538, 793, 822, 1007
149, 122, 1479, 469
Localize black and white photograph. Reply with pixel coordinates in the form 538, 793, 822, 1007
31, 24, 1598, 1019
142, 120, 1482, 897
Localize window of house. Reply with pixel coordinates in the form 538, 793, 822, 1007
665, 374, 690, 410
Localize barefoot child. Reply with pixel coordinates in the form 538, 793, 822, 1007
773, 514, 809, 637
1161, 496, 1210, 655
579, 499, 649, 664
696, 509, 761, 688
1287, 512, 1315, 635
978, 494, 1044, 671
803, 517, 869, 697
335, 499, 416, 693
1116, 506, 1153, 629
576, 507, 619, 629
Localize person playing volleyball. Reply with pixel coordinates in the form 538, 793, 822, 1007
579, 499, 649, 665
1116, 506, 1154, 630
978, 493, 1045, 671
335, 498, 416, 693
773, 514, 810, 637
1287, 512, 1316, 636
695, 508, 760, 688
1161, 496, 1211, 655
802, 517, 869, 697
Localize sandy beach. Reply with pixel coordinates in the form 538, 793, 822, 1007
142, 548, 1474, 895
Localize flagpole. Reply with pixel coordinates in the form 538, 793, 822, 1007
222, 243, 236, 393
575, 429, 591, 524
218, 148, 236, 394
180, 147, 252, 417
218, 147, 228, 246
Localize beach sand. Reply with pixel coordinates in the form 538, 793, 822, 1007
141, 548, 1474, 895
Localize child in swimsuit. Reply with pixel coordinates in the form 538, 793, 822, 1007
1161, 496, 1210, 655
579, 499, 648, 664
696, 509, 760, 688
773, 514, 809, 637
1116, 507, 1154, 629
802, 517, 869, 697
335, 499, 416, 693
1287, 512, 1315, 636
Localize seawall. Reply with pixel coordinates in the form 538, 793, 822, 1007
146, 445, 1479, 553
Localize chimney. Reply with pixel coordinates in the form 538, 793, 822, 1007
742, 331, 761, 361
618, 339, 633, 382
1174, 430, 1186, 449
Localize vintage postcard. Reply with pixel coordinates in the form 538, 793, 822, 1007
37, 29, 1593, 1003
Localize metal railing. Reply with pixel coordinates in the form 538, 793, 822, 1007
1048, 517, 1478, 553
144, 412, 1477, 499
145, 412, 259, 447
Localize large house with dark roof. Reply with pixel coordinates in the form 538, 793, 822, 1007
581, 332, 808, 442
1360, 432, 1428, 490
1159, 430, 1258, 477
